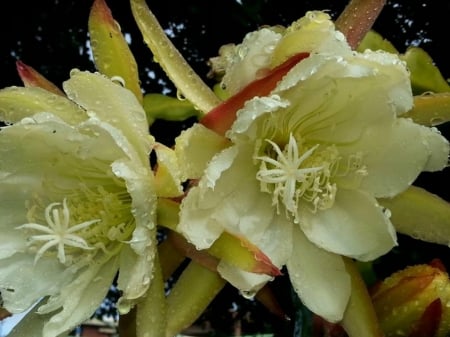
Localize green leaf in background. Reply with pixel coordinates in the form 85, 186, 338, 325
143, 93, 202, 125
358, 30, 450, 95
401, 47, 450, 94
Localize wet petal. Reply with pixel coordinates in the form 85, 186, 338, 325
0, 254, 66, 313
179, 145, 274, 250
339, 118, 449, 198
217, 214, 293, 292
63, 70, 152, 163
286, 226, 351, 323
299, 188, 397, 261
0, 86, 86, 125
39, 256, 119, 337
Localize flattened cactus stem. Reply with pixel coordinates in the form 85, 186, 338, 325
165, 261, 226, 337
341, 258, 384, 337
136, 253, 167, 337
158, 236, 186, 281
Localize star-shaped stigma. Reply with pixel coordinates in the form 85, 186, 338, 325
256, 133, 324, 216
17, 199, 100, 264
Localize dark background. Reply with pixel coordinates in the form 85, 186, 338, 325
1, 1, 449, 335
1, 0, 448, 196
1, 1, 449, 90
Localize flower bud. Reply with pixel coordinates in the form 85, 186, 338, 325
371, 260, 450, 337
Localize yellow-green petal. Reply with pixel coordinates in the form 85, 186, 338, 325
0, 86, 86, 125
341, 258, 384, 337
357, 30, 398, 54
89, 0, 143, 103
379, 185, 450, 245
143, 93, 201, 124
154, 143, 184, 198
400, 47, 450, 94
130, 0, 220, 114
16, 60, 65, 96
403, 93, 450, 126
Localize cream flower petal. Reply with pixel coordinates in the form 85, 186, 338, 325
0, 114, 125, 180
39, 255, 120, 337
7, 301, 53, 337
112, 159, 157, 310
174, 123, 230, 181
217, 262, 273, 294
299, 188, 397, 261
0, 71, 158, 336
286, 226, 351, 323
0, 254, 66, 313
63, 70, 152, 164
273, 52, 411, 145
338, 118, 449, 198
221, 27, 282, 95
179, 145, 275, 249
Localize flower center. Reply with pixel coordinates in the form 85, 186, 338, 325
255, 133, 338, 222
18, 186, 133, 266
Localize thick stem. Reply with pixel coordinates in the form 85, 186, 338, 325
165, 261, 226, 337
335, 0, 386, 49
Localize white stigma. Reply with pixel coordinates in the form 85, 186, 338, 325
256, 133, 337, 221
17, 198, 100, 265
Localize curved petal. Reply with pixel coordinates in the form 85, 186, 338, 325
217, 262, 273, 294
0, 254, 67, 313
174, 123, 230, 181
217, 214, 293, 292
112, 158, 157, 310
338, 118, 448, 198
286, 226, 351, 323
63, 70, 152, 163
419, 124, 450, 171
39, 256, 119, 337
221, 27, 282, 95
299, 188, 397, 261
0, 114, 125, 181
0, 86, 86, 125
179, 144, 275, 249
273, 51, 411, 145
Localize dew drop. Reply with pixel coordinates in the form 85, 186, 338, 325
430, 117, 445, 126
111, 76, 126, 87
240, 290, 256, 300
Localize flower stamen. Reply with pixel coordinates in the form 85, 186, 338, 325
256, 133, 337, 221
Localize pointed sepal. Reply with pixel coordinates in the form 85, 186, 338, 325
89, 0, 143, 103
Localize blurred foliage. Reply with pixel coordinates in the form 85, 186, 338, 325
1, 1, 450, 335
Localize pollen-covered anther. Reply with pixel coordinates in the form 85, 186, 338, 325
255, 133, 338, 221
17, 198, 100, 265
